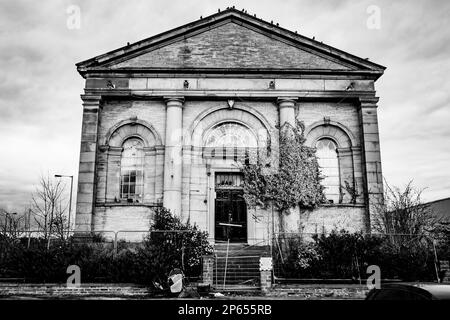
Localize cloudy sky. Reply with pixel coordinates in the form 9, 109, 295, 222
0, 0, 449, 212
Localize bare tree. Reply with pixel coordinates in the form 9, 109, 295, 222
31, 174, 69, 244
373, 180, 438, 235
0, 208, 26, 239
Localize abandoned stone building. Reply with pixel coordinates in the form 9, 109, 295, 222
74, 8, 385, 243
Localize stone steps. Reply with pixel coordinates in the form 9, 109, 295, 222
212, 244, 269, 288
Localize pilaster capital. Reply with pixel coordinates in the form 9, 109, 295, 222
81, 94, 102, 109
359, 96, 379, 108
164, 96, 185, 108
277, 96, 298, 108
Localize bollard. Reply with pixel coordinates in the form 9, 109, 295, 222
259, 257, 273, 294
202, 255, 214, 287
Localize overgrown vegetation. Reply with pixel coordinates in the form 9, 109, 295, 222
138, 207, 213, 283
241, 120, 325, 231
274, 180, 448, 282
373, 180, 438, 236
0, 207, 212, 286
274, 230, 438, 281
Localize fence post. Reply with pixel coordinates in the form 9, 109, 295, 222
431, 238, 441, 282
114, 232, 118, 255
27, 231, 31, 249
181, 244, 185, 271
223, 239, 230, 289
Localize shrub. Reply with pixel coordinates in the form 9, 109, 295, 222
434, 226, 450, 261
0, 207, 213, 285
312, 230, 361, 279
136, 207, 213, 285
274, 236, 321, 278
274, 230, 438, 281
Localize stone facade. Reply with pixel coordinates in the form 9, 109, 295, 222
74, 8, 385, 242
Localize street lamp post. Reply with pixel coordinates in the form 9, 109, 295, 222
55, 174, 73, 238
27, 208, 32, 248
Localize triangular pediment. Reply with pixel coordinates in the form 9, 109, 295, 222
77, 9, 385, 76
110, 22, 351, 70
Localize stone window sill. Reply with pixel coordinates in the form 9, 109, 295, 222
96, 202, 162, 208
319, 203, 365, 208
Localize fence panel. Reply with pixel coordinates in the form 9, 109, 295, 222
0, 229, 209, 283
272, 232, 440, 283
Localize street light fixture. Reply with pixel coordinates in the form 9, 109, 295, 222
54, 174, 74, 238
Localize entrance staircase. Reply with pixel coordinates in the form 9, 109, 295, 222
213, 243, 270, 290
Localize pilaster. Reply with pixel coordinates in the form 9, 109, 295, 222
358, 97, 384, 231
75, 95, 102, 233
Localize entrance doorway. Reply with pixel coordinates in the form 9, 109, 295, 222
214, 173, 247, 242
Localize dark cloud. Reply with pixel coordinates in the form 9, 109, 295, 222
0, 0, 449, 210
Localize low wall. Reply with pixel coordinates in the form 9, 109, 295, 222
0, 283, 150, 297
267, 284, 369, 300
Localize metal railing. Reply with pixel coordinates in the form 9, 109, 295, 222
0, 229, 209, 283
0, 229, 195, 254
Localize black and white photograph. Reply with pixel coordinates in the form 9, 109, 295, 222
0, 0, 449, 315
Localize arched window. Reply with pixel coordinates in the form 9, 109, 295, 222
120, 138, 144, 202
203, 122, 258, 162
204, 122, 258, 148
316, 138, 340, 203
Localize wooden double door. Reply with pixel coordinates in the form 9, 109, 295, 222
214, 187, 247, 243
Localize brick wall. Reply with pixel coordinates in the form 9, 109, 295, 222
98, 100, 166, 144
93, 205, 153, 241
299, 102, 361, 142
297, 205, 366, 234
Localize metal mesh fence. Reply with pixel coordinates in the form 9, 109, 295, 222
0, 229, 210, 283
1, 229, 447, 284
272, 232, 441, 282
